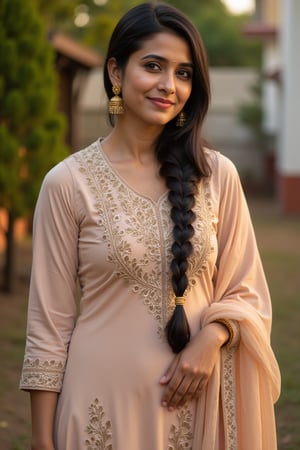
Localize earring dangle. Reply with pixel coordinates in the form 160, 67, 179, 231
108, 85, 124, 115
176, 110, 186, 127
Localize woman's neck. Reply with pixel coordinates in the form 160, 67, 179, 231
102, 120, 162, 164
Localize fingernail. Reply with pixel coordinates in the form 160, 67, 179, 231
159, 375, 167, 383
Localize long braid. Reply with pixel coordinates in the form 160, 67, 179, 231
101, 0, 211, 352
160, 151, 200, 353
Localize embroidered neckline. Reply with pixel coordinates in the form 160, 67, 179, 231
97, 139, 169, 206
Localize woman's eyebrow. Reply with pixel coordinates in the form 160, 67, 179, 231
141, 54, 193, 67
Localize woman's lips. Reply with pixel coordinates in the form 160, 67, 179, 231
148, 97, 174, 109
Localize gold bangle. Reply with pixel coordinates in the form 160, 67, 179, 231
175, 296, 185, 306
214, 318, 234, 347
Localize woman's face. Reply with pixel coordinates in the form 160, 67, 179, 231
111, 32, 193, 127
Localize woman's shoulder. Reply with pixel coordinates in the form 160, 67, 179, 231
43, 140, 101, 187
204, 147, 239, 178
203, 147, 243, 204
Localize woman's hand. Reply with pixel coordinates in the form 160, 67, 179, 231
160, 322, 229, 410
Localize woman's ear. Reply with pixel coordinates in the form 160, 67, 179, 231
107, 57, 122, 86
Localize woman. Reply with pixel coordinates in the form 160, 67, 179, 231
20, 2, 280, 449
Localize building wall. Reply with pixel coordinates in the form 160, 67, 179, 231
205, 67, 263, 182
278, 0, 300, 213
76, 68, 111, 152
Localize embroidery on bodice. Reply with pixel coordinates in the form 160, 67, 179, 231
74, 141, 214, 338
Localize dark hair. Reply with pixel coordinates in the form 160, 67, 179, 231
103, 2, 211, 353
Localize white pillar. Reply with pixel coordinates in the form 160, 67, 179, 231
279, 0, 300, 213
262, 42, 279, 135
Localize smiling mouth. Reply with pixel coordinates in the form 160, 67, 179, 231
148, 97, 175, 108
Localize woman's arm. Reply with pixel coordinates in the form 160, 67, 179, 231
160, 321, 229, 409
20, 161, 79, 395
30, 391, 58, 450
20, 162, 79, 445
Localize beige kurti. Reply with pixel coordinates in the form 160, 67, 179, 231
20, 139, 280, 450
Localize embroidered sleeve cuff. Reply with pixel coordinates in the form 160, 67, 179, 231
19, 357, 66, 392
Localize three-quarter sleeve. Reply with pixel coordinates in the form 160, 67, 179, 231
20, 161, 79, 392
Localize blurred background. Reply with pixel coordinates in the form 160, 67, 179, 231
0, 0, 299, 448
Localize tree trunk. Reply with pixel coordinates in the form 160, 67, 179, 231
2, 210, 15, 293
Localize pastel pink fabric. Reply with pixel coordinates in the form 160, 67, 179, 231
20, 140, 280, 449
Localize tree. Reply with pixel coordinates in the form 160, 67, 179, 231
34, 0, 141, 53
79, 0, 140, 53
0, 0, 68, 292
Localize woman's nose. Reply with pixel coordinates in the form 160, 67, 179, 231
158, 72, 176, 94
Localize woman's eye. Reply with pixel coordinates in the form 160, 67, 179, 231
177, 69, 192, 80
145, 62, 161, 71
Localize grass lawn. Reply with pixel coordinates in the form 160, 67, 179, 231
0, 198, 299, 449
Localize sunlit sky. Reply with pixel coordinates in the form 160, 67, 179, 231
222, 0, 255, 15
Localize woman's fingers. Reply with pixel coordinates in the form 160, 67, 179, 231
159, 354, 180, 385
171, 377, 201, 408
162, 376, 190, 409
161, 368, 185, 408
191, 377, 207, 400
161, 362, 207, 409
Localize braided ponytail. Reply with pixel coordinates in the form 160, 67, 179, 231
160, 152, 200, 353
102, 2, 211, 352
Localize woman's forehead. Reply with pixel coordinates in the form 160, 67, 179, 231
133, 32, 192, 62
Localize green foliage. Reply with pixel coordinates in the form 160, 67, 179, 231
190, 3, 261, 67
0, 0, 68, 217
169, 0, 221, 19
34, 0, 261, 67
47, 0, 141, 53
82, 1, 140, 53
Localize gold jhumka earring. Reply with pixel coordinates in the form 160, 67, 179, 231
108, 85, 124, 115
176, 110, 186, 127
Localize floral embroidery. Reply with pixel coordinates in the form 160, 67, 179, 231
167, 406, 193, 450
19, 357, 65, 391
74, 142, 214, 338
221, 347, 238, 450
85, 398, 113, 450
186, 179, 214, 291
